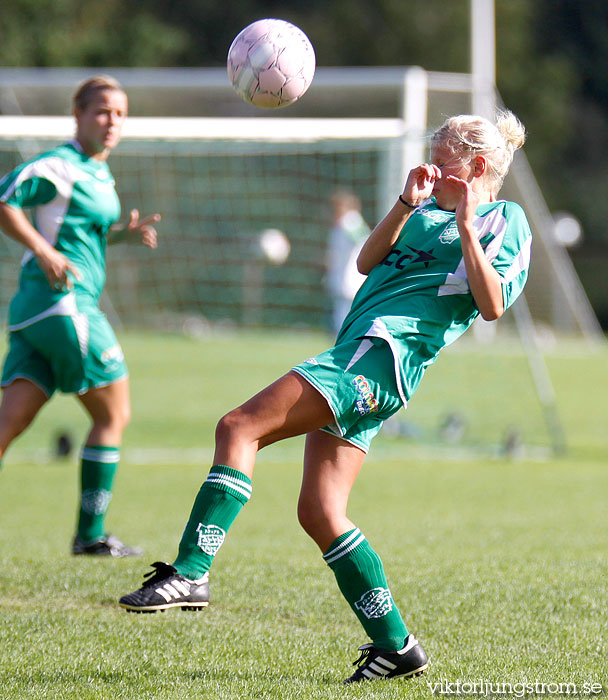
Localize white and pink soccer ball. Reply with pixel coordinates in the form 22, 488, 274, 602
227, 19, 316, 109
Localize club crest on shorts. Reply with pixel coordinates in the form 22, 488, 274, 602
352, 375, 379, 415
81, 488, 112, 515
101, 344, 125, 372
196, 523, 226, 555
354, 587, 393, 619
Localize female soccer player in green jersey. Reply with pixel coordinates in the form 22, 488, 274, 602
0, 75, 160, 557
120, 110, 531, 683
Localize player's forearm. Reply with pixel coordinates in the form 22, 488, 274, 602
459, 224, 504, 320
357, 201, 414, 274
0, 202, 53, 257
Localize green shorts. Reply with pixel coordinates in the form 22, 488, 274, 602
1, 298, 128, 397
292, 336, 404, 452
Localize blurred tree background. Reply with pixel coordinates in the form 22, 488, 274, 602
0, 0, 606, 324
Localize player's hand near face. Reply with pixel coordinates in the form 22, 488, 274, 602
357, 163, 442, 274
444, 174, 503, 320
126, 208, 161, 249
445, 175, 480, 228
402, 164, 441, 207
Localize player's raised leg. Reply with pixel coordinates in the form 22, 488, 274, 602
298, 429, 428, 683
119, 371, 335, 612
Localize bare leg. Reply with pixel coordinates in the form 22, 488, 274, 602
298, 430, 415, 662
0, 379, 48, 459
168, 371, 335, 578
214, 371, 334, 477
298, 429, 366, 551
77, 377, 130, 445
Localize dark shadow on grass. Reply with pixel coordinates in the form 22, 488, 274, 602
183, 668, 340, 686
6, 670, 128, 685
9, 668, 341, 689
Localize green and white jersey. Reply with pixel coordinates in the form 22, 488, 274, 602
336, 198, 532, 403
0, 140, 121, 326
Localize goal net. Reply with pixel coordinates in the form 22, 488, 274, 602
0, 66, 601, 456
0, 116, 417, 333
0, 112, 599, 340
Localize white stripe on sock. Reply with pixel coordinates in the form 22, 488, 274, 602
206, 476, 252, 500
207, 472, 252, 495
324, 533, 365, 565
323, 528, 361, 561
81, 448, 120, 463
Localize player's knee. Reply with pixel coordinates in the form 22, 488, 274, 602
0, 407, 37, 443
109, 403, 130, 431
215, 409, 247, 446
296, 501, 314, 535
94, 402, 130, 433
297, 496, 327, 539
119, 401, 131, 429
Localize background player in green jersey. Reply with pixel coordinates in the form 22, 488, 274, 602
0, 75, 160, 557
120, 111, 530, 683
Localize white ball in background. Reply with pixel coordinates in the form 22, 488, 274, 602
258, 229, 291, 265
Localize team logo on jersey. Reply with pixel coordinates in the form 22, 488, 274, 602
355, 587, 393, 619
81, 488, 112, 515
196, 523, 226, 555
382, 245, 436, 269
353, 375, 379, 415
418, 206, 453, 224
439, 222, 460, 244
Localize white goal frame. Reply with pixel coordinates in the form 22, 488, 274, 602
0, 74, 591, 454
0, 64, 602, 344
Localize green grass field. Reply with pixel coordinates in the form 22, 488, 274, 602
0, 331, 606, 699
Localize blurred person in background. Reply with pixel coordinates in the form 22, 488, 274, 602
325, 189, 369, 335
0, 75, 160, 557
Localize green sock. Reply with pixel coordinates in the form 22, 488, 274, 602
77, 445, 120, 543
324, 528, 409, 652
173, 465, 252, 579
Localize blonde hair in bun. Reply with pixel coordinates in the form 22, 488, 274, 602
431, 109, 526, 193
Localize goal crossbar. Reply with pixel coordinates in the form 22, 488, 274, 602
0, 115, 409, 142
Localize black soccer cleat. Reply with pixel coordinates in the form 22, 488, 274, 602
72, 533, 142, 558
118, 561, 210, 613
344, 634, 428, 684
